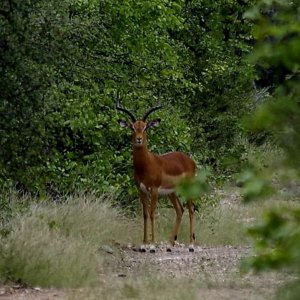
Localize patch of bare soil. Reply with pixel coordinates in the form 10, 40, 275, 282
115, 244, 284, 299
117, 244, 251, 279
0, 244, 285, 300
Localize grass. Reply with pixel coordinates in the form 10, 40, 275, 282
68, 276, 197, 300
151, 185, 300, 247
66, 270, 276, 300
0, 219, 97, 287
1, 144, 298, 298
0, 193, 139, 288
154, 192, 253, 247
0, 186, 299, 294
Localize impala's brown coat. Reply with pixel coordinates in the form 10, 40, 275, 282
117, 106, 197, 252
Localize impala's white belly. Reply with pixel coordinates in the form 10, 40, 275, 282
140, 183, 175, 195
158, 187, 175, 195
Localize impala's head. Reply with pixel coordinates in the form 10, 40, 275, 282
116, 103, 162, 147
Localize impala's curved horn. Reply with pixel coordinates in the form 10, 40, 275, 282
116, 101, 137, 123
142, 104, 163, 121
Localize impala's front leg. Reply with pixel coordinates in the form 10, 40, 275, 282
140, 191, 149, 252
149, 188, 158, 253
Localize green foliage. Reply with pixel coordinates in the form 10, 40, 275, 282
245, 208, 300, 271
245, 1, 300, 166
0, 0, 257, 198
0, 195, 11, 234
238, 169, 274, 202
176, 169, 211, 203
178, 0, 255, 172
242, 1, 300, 298
0, 0, 192, 197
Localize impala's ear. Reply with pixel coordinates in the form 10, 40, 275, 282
118, 119, 133, 129
146, 118, 161, 130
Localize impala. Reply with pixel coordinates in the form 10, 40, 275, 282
116, 102, 196, 252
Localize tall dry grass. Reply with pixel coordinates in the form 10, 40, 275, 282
1, 185, 298, 290
0, 193, 138, 287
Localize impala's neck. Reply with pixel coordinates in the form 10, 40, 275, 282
133, 144, 151, 172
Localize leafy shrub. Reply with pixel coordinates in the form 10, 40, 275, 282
242, 1, 300, 298
0, 0, 195, 199
0, 0, 256, 198
178, 0, 255, 173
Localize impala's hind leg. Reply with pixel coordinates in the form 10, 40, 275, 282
167, 193, 184, 252
187, 199, 196, 252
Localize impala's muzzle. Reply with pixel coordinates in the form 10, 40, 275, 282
135, 137, 143, 145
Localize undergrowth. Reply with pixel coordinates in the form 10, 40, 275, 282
0, 170, 298, 290
0, 193, 138, 288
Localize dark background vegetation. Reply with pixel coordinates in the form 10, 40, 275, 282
0, 0, 255, 197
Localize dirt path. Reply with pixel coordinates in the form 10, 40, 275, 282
0, 243, 284, 300
117, 244, 251, 279
114, 244, 283, 299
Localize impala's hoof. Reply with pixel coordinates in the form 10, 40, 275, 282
166, 243, 173, 252
189, 244, 195, 252
139, 245, 146, 252
149, 245, 156, 253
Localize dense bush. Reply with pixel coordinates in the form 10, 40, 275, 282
242, 1, 300, 298
179, 0, 255, 172
0, 0, 191, 197
0, 0, 256, 197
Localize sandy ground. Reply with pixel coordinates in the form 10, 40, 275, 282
0, 243, 285, 300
